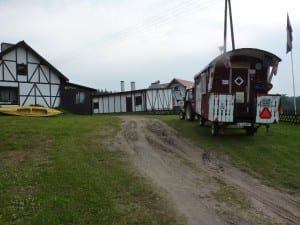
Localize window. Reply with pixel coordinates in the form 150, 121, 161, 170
173, 86, 180, 91
200, 73, 207, 94
93, 102, 99, 109
0, 87, 18, 104
16, 63, 28, 75
135, 96, 142, 106
75, 91, 85, 104
187, 89, 193, 100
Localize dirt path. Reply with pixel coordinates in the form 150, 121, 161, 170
113, 116, 300, 225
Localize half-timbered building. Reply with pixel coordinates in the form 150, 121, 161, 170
0, 41, 96, 114
0, 41, 69, 108
166, 78, 194, 108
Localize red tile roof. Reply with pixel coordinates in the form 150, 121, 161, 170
167, 78, 194, 89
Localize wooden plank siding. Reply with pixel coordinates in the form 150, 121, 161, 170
92, 88, 173, 114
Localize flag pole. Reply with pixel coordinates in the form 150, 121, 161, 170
286, 12, 296, 115
290, 50, 297, 115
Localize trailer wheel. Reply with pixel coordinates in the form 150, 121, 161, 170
179, 111, 185, 120
245, 126, 255, 136
211, 122, 219, 136
185, 104, 195, 121
199, 117, 205, 126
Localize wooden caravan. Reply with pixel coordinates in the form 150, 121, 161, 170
192, 48, 281, 135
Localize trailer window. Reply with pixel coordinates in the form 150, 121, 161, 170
187, 90, 193, 100
200, 74, 207, 93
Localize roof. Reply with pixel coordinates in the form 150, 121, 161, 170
64, 82, 97, 91
148, 81, 169, 89
195, 48, 282, 79
159, 83, 169, 88
0, 40, 69, 82
93, 87, 172, 97
167, 78, 194, 89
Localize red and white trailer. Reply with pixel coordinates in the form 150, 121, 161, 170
184, 48, 281, 135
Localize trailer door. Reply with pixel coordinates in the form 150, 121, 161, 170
231, 68, 253, 118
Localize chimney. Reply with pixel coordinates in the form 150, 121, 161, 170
120, 81, 125, 92
130, 81, 135, 91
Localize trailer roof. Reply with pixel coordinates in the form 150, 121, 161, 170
194, 48, 281, 79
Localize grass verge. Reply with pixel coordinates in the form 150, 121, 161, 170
0, 115, 179, 225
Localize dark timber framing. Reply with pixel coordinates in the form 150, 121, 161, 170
0, 40, 69, 107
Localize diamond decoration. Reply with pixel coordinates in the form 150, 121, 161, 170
234, 76, 244, 86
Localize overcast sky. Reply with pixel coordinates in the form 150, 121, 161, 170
1, 0, 299, 96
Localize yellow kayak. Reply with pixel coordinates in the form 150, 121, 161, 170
0, 106, 62, 117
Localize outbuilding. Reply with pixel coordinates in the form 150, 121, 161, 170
61, 82, 96, 115
92, 88, 173, 114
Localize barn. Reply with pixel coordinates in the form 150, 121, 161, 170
0, 41, 95, 114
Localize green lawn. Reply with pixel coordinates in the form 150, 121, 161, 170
156, 115, 300, 194
1, 114, 298, 224
0, 115, 179, 225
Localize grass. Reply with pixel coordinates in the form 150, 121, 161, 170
1, 113, 298, 224
154, 115, 300, 194
0, 115, 179, 225
212, 185, 251, 210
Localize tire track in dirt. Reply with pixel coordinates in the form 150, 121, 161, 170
217, 166, 300, 225
113, 116, 300, 225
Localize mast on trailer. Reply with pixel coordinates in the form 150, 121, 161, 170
223, 0, 235, 53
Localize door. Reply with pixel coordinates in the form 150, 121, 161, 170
231, 68, 253, 118
126, 97, 132, 112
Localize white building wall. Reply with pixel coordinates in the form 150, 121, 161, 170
2, 51, 15, 61
0, 81, 18, 87
19, 83, 34, 95
40, 65, 50, 83
28, 64, 37, 81
146, 89, 173, 111
51, 84, 60, 96
3, 61, 16, 81
37, 84, 50, 96
114, 96, 121, 113
108, 96, 114, 112
92, 89, 173, 114
120, 95, 126, 112
51, 72, 60, 84
17, 48, 27, 64
27, 52, 39, 63
17, 75, 27, 82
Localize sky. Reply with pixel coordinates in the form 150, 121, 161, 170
1, 0, 299, 96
